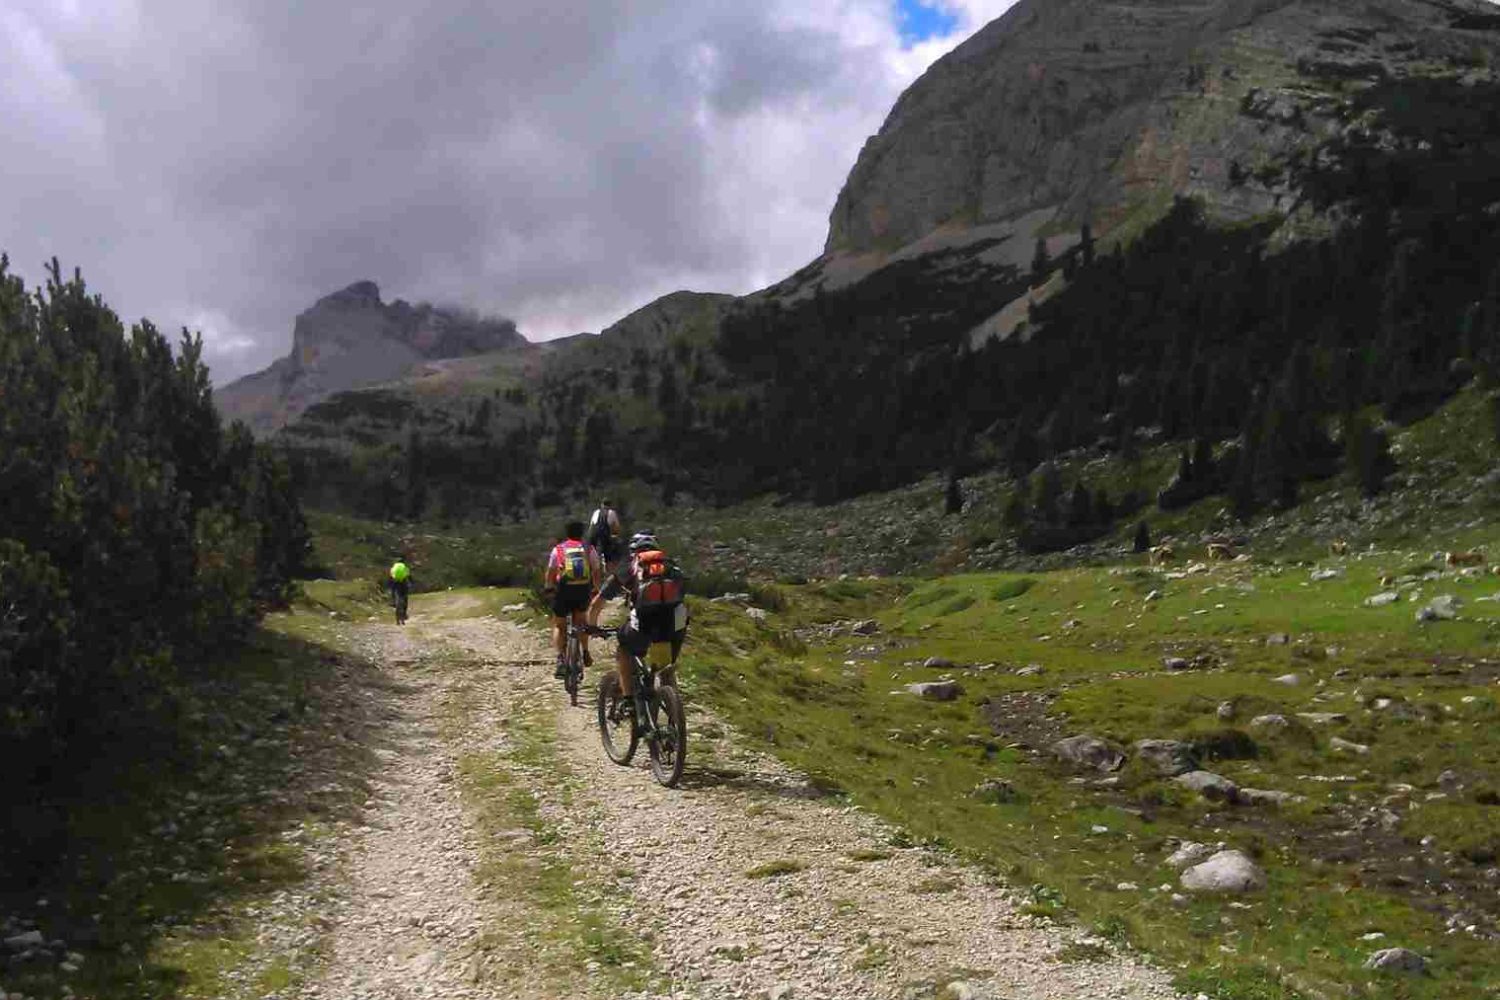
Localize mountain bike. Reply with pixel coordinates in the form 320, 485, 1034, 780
391, 586, 408, 625
560, 619, 589, 706
583, 624, 686, 788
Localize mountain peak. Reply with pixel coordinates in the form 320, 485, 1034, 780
320, 280, 383, 307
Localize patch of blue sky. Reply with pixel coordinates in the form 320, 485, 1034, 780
895, 0, 959, 46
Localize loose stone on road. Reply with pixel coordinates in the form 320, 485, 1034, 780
294, 594, 1183, 1000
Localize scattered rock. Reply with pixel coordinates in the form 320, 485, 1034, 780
1165, 841, 1215, 869
1050, 735, 1126, 773
943, 982, 981, 1000
1180, 850, 1267, 893
1437, 769, 1462, 788
923, 656, 955, 669
1296, 712, 1347, 725
746, 607, 768, 621
908, 680, 962, 701
3, 931, 43, 950
1310, 568, 1341, 582
1363, 947, 1427, 975
1330, 736, 1370, 755
972, 779, 1018, 804
1133, 739, 1198, 776
1216, 701, 1237, 721
1265, 633, 1291, 645
500, 602, 528, 612
1173, 770, 1240, 802
1016, 664, 1044, 677
1271, 673, 1301, 686
1239, 788, 1300, 807
1250, 714, 1290, 730
850, 619, 880, 636
1162, 656, 1191, 671
767, 984, 796, 1000
1144, 589, 1162, 601
1416, 595, 1460, 622
1364, 591, 1400, 607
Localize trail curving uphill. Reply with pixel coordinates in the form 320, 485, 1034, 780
298, 594, 1183, 1000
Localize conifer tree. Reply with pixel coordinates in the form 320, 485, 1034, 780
1031, 237, 1050, 288
1133, 520, 1151, 553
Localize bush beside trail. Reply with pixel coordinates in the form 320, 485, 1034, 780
0, 256, 309, 777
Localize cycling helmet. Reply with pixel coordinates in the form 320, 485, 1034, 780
628, 531, 658, 553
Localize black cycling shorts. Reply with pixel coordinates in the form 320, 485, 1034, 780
618, 616, 686, 659
551, 585, 592, 617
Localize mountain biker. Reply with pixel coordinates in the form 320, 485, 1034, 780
545, 521, 602, 679
587, 498, 624, 570
587, 531, 688, 712
389, 557, 411, 624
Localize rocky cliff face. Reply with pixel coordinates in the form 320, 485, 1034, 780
824, 0, 1499, 262
217, 282, 525, 433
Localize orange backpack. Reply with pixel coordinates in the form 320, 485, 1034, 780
633, 550, 684, 611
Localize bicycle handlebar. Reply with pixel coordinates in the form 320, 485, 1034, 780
576, 623, 615, 639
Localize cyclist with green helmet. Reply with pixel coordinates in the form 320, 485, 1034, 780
389, 557, 411, 625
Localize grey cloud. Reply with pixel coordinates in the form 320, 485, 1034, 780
0, 1, 966, 382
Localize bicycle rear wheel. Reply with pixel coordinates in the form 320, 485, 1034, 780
564, 634, 581, 706
596, 672, 638, 765
647, 683, 687, 788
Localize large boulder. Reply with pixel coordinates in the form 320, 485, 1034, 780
1173, 770, 1240, 802
1180, 850, 1267, 893
1132, 739, 1198, 776
908, 680, 962, 701
1363, 947, 1427, 975
1050, 735, 1126, 773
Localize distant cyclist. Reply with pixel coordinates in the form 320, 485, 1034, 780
587, 497, 624, 571
588, 531, 688, 710
544, 521, 602, 678
389, 557, 411, 625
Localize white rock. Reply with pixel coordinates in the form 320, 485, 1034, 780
1364, 591, 1400, 607
1272, 673, 1301, 685
1173, 770, 1239, 802
3, 930, 43, 950
1364, 947, 1426, 974
1330, 736, 1370, 755
1181, 850, 1267, 893
1165, 842, 1215, 869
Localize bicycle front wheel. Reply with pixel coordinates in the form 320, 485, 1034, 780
597, 672, 638, 765
647, 684, 687, 788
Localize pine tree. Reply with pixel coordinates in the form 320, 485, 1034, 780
1093, 488, 1114, 525
1133, 520, 1151, 553
944, 471, 964, 515
1080, 221, 1095, 266
1003, 488, 1028, 528
1067, 481, 1093, 527
1034, 463, 1063, 523
1031, 237, 1050, 288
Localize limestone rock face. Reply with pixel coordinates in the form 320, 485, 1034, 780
217, 282, 524, 433
825, 0, 1497, 259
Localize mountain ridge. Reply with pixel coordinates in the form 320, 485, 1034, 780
216, 281, 527, 433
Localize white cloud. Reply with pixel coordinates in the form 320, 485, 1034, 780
0, 0, 1015, 382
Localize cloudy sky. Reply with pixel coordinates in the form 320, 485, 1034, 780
1, 0, 1018, 382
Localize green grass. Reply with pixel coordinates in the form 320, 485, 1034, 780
676, 555, 1500, 1000
0, 628, 369, 999
745, 859, 808, 879
443, 683, 654, 997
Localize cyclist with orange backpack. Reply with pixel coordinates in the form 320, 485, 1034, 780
588, 531, 688, 710
545, 520, 602, 678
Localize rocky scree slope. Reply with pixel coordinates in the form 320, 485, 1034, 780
216, 281, 525, 434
